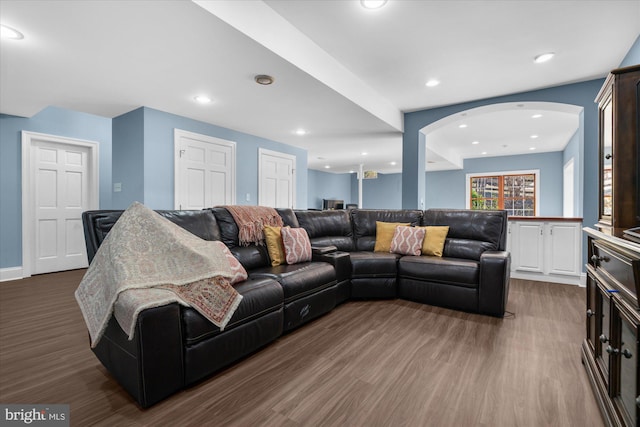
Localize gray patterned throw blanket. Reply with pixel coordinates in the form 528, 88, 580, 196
75, 202, 242, 347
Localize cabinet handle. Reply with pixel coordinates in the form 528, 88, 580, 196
606, 345, 619, 355
591, 255, 608, 265
605, 153, 612, 160
586, 309, 596, 318
600, 334, 609, 344
622, 349, 633, 359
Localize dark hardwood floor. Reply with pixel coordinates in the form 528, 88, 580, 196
0, 270, 603, 426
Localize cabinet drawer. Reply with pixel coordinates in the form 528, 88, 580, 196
592, 241, 640, 302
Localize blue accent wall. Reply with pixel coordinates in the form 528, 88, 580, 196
109, 107, 309, 210
425, 151, 564, 216
404, 79, 603, 248
307, 170, 353, 209
112, 108, 144, 208
142, 107, 308, 209
350, 172, 403, 209
620, 34, 640, 67
0, 106, 112, 269
1, 105, 308, 270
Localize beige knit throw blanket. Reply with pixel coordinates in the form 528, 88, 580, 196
224, 205, 284, 246
75, 202, 242, 347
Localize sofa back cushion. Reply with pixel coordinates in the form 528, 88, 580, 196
82, 209, 222, 263
210, 207, 271, 270
422, 209, 507, 261
294, 210, 354, 251
351, 209, 423, 251
276, 208, 300, 228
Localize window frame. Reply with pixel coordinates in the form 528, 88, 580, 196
465, 169, 540, 216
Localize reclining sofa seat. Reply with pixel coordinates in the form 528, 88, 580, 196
210, 208, 338, 332
293, 209, 354, 303
398, 209, 510, 316
347, 209, 423, 298
82, 209, 284, 408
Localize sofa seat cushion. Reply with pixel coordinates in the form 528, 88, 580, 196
181, 276, 283, 345
398, 255, 479, 288
250, 262, 336, 302
350, 251, 401, 279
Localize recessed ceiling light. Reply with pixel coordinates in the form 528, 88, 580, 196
194, 95, 212, 104
349, 170, 355, 173
532, 114, 542, 119
0, 24, 24, 40
295, 129, 307, 136
324, 165, 331, 169
255, 74, 274, 85
361, 152, 368, 156
459, 124, 468, 129
529, 147, 536, 150
361, 0, 387, 9
425, 79, 440, 87
530, 134, 538, 139
481, 151, 487, 155
471, 141, 480, 145
390, 161, 397, 166
534, 52, 554, 63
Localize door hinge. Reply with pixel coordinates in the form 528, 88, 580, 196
179, 149, 186, 158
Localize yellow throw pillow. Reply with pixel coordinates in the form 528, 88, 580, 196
420, 226, 449, 257
264, 225, 287, 266
374, 221, 410, 252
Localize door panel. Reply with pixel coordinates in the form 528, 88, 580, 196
513, 222, 544, 273
175, 130, 235, 210
33, 141, 90, 274
259, 149, 295, 208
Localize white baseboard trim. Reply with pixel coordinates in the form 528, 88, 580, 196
0, 266, 24, 282
511, 270, 586, 287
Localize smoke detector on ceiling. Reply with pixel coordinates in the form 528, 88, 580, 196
255, 75, 274, 85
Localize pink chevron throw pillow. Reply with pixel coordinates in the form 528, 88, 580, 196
390, 226, 426, 256
281, 227, 312, 264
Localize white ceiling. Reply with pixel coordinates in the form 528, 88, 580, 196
1, 0, 638, 174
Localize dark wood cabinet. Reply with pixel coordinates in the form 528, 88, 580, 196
595, 65, 640, 237
583, 228, 640, 427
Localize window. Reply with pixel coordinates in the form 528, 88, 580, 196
467, 170, 539, 216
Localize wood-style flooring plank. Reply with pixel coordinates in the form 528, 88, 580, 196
0, 271, 604, 426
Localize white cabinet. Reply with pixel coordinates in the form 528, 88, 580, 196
508, 219, 583, 285
511, 221, 545, 273
546, 222, 582, 276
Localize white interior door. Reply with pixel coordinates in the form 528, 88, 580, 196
259, 149, 295, 208
22, 132, 99, 276
174, 129, 236, 209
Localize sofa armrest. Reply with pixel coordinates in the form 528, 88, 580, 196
91, 303, 184, 408
478, 250, 511, 317
312, 245, 338, 255
312, 250, 351, 284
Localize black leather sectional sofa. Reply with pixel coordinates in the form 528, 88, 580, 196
81, 207, 510, 408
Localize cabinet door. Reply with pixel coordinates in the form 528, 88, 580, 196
546, 222, 581, 276
611, 300, 639, 426
512, 222, 544, 273
596, 281, 613, 386
586, 270, 599, 353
